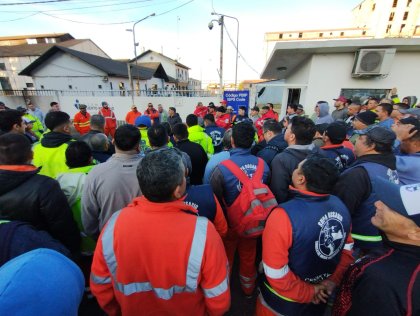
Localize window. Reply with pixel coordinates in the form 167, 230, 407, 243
26, 83, 34, 88
289, 34, 292, 37
298, 32, 303, 38
0, 63, 5, 71
340, 32, 345, 36
407, 0, 412, 6
372, 3, 376, 10
392, 0, 398, 7
330, 32, 333, 35
400, 24, 406, 32
68, 85, 73, 89
340, 89, 388, 104
403, 11, 408, 20
389, 12, 395, 21
362, 31, 366, 35
98, 85, 102, 89
386, 24, 392, 33
319, 32, 323, 37
279, 33, 283, 39
40, 85, 45, 89
26, 39, 37, 44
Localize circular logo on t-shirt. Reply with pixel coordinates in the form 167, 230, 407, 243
209, 130, 223, 147
315, 212, 346, 260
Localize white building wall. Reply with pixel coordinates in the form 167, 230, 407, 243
0, 55, 40, 89
137, 52, 176, 78
295, 51, 420, 114
0, 95, 223, 123
352, 0, 420, 38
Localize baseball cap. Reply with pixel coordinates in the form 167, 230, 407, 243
334, 96, 347, 102
297, 104, 304, 110
399, 117, 420, 132
355, 111, 378, 126
361, 126, 396, 146
131, 105, 137, 109
134, 115, 151, 128
23, 117, 36, 124
220, 100, 227, 105
101, 101, 108, 106
400, 108, 420, 118
373, 177, 420, 225
78, 104, 87, 109
16, 106, 27, 113
208, 102, 215, 106
325, 122, 347, 144
227, 106, 234, 110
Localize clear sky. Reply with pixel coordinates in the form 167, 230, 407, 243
0, 0, 362, 84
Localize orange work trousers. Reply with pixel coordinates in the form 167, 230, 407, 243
104, 126, 116, 138
223, 229, 257, 295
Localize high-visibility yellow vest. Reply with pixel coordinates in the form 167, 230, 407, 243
33, 141, 73, 178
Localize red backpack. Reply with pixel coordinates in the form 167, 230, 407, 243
220, 159, 278, 238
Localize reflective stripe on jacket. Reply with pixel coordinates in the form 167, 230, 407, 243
90, 196, 230, 316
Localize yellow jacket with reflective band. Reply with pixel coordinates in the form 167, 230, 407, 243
24, 113, 44, 139
188, 125, 214, 157
33, 140, 73, 178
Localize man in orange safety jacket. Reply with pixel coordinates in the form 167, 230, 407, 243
73, 104, 90, 135
91, 148, 230, 316
98, 101, 117, 138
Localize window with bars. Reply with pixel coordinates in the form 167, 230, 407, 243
393, 0, 398, 7
403, 11, 409, 20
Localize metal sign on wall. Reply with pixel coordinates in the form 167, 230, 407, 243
223, 90, 250, 113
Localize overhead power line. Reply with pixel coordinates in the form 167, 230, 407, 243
0, 0, 73, 5
223, 24, 260, 76
20, 0, 195, 25
1, 0, 153, 13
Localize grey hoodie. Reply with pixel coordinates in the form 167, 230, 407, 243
315, 102, 334, 125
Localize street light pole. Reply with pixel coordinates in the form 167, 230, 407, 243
128, 13, 155, 98
211, 12, 239, 90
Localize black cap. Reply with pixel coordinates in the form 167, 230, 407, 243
363, 126, 396, 146
399, 117, 420, 134
355, 111, 378, 126
16, 106, 27, 113
78, 104, 87, 109
325, 122, 347, 144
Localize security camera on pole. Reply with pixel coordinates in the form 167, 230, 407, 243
208, 12, 240, 91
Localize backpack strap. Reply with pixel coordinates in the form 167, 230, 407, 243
221, 158, 265, 185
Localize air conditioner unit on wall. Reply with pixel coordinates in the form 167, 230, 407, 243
352, 48, 396, 77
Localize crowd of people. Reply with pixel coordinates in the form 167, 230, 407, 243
0, 91, 419, 316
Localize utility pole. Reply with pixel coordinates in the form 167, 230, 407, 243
219, 15, 224, 94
